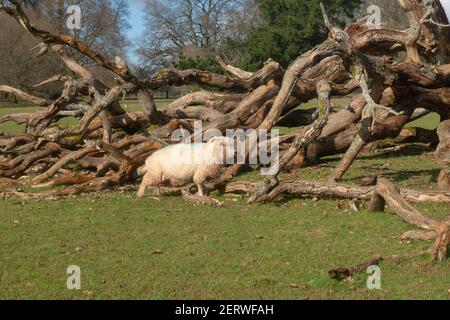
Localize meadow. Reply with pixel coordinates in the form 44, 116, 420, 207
0, 100, 449, 300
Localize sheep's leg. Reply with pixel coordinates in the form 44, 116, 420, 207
137, 180, 149, 198
193, 171, 208, 197
196, 184, 205, 197
137, 171, 162, 198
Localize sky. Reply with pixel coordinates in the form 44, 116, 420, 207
125, 0, 147, 64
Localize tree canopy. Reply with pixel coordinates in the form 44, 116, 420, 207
240, 0, 362, 70
137, 0, 259, 74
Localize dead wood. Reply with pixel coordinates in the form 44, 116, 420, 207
401, 230, 437, 241
30, 145, 98, 185
215, 55, 254, 79
181, 190, 224, 207
435, 120, 450, 191
433, 215, 450, 262
329, 255, 383, 280
329, 250, 432, 280
372, 178, 439, 231
234, 180, 450, 204
143, 59, 283, 92
0, 85, 51, 106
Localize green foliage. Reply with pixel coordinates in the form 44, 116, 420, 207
176, 53, 224, 74
241, 0, 362, 70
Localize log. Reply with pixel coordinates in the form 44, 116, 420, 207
32, 174, 96, 189
181, 190, 224, 207
215, 55, 253, 79
28, 79, 86, 133
0, 142, 60, 178
191, 80, 280, 140
30, 145, 98, 185
164, 91, 244, 114
368, 190, 386, 212
329, 250, 432, 280
0, 85, 51, 106
329, 255, 383, 280
374, 178, 438, 231
433, 215, 450, 262
0, 134, 34, 152
329, 135, 366, 183
236, 180, 450, 204
401, 230, 436, 241
0, 177, 18, 190
49, 83, 135, 143
143, 59, 283, 92
329, 75, 399, 182
435, 120, 450, 191
258, 41, 342, 131
162, 105, 224, 122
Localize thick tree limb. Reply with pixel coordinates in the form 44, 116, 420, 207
373, 178, 438, 231
0, 85, 51, 106
1, 1, 134, 81
30, 145, 98, 185
215, 55, 253, 79
143, 59, 283, 92
242, 179, 450, 204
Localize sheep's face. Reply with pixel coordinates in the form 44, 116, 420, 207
208, 136, 236, 165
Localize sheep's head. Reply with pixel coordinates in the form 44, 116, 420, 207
208, 136, 236, 165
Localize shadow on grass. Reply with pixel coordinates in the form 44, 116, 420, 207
345, 168, 441, 185
316, 144, 434, 168
358, 144, 434, 161
382, 168, 440, 184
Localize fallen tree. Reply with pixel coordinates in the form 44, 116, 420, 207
0, 0, 449, 261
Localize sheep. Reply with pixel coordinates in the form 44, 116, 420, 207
137, 136, 235, 198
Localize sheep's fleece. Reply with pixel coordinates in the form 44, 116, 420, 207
137, 136, 235, 197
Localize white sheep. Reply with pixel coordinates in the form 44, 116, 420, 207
137, 136, 235, 198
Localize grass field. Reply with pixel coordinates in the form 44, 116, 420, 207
0, 100, 449, 300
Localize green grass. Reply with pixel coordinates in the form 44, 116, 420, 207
406, 113, 441, 130
0, 101, 449, 300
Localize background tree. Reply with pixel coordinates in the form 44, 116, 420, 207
137, 0, 260, 73
240, 0, 362, 70
0, 0, 130, 98
0, 10, 66, 99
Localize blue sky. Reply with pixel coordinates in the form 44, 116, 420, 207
125, 1, 147, 63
